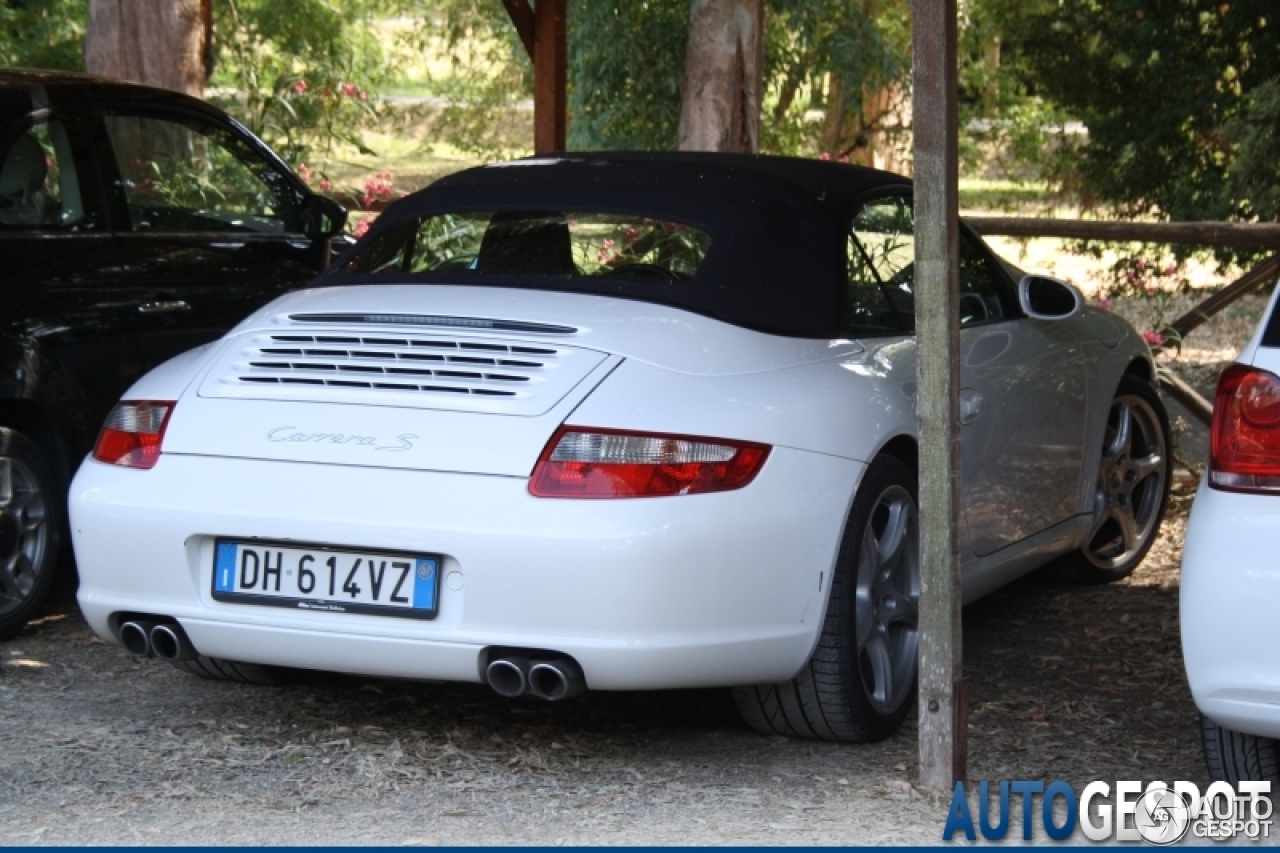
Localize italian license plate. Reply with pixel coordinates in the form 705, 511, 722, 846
211, 539, 440, 619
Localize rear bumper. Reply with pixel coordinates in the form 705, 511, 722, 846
1181, 480, 1280, 738
71, 448, 861, 690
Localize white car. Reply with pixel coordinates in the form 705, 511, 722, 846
70, 153, 1169, 742
1182, 283, 1280, 783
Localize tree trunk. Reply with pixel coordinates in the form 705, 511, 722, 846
84, 0, 212, 97
676, 0, 764, 152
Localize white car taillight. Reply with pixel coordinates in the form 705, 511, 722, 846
92, 401, 175, 469
1210, 364, 1280, 492
529, 426, 770, 498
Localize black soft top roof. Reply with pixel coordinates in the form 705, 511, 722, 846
324, 153, 913, 337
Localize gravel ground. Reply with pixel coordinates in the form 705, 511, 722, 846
1, 484, 1202, 847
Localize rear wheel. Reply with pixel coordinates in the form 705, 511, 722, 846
1201, 714, 1280, 785
169, 655, 283, 685
1057, 374, 1170, 583
0, 429, 61, 641
734, 455, 919, 742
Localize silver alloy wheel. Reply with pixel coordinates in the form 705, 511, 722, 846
1083, 392, 1167, 571
0, 455, 49, 616
853, 483, 920, 714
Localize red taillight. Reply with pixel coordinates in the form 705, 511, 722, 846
529, 427, 770, 498
1210, 364, 1280, 492
92, 401, 175, 469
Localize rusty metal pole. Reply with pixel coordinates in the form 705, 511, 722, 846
912, 0, 965, 790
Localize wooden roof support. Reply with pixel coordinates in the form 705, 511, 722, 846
912, 0, 966, 791
502, 0, 566, 154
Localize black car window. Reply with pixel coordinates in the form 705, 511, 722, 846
344, 211, 712, 284
103, 114, 300, 235
846, 195, 1009, 335
0, 120, 89, 230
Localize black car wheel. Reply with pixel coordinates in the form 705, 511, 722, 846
0, 428, 62, 641
734, 454, 919, 742
1201, 714, 1280, 785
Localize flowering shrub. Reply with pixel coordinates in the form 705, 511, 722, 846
361, 172, 396, 208
1086, 248, 1189, 357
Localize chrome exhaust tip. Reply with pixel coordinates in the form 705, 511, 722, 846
528, 658, 586, 702
485, 657, 531, 698
149, 623, 196, 662
119, 620, 158, 657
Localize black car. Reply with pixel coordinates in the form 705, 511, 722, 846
0, 70, 346, 638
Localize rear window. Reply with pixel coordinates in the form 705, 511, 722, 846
344, 211, 712, 284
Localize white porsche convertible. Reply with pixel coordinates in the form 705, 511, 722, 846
69, 153, 1169, 742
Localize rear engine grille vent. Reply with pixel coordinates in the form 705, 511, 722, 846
234, 334, 560, 398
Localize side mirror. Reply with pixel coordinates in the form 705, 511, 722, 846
1018, 274, 1083, 320
301, 195, 348, 241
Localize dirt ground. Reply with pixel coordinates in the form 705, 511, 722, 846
0, 499, 1202, 846
0, 289, 1256, 847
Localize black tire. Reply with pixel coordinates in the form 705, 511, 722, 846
1057, 374, 1171, 583
0, 428, 63, 641
1201, 714, 1280, 785
733, 454, 919, 743
168, 655, 283, 685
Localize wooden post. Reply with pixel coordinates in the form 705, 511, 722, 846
911, 0, 965, 790
533, 0, 566, 153
501, 0, 566, 154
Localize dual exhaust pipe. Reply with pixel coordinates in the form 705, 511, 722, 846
121, 620, 580, 701
485, 654, 586, 702
118, 619, 197, 662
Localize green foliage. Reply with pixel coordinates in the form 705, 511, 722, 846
957, 0, 1073, 179
434, 0, 914, 158
568, 1, 688, 150
1224, 76, 1280, 222
1003, 0, 1280, 226
765, 0, 910, 157
0, 0, 85, 70
209, 0, 406, 175
415, 0, 532, 157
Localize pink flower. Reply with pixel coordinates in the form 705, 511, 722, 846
1164, 266, 1176, 276
1142, 330, 1164, 347
292, 79, 308, 95
360, 172, 395, 208
602, 238, 615, 250
838, 153, 850, 164
357, 90, 368, 101
1145, 285, 1158, 295
818, 152, 831, 161
624, 226, 638, 244
1135, 259, 1146, 271
297, 162, 312, 185
353, 219, 372, 238
318, 179, 332, 191
1097, 298, 1112, 310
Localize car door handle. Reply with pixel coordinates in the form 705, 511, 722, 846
960, 388, 985, 425
138, 300, 191, 314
